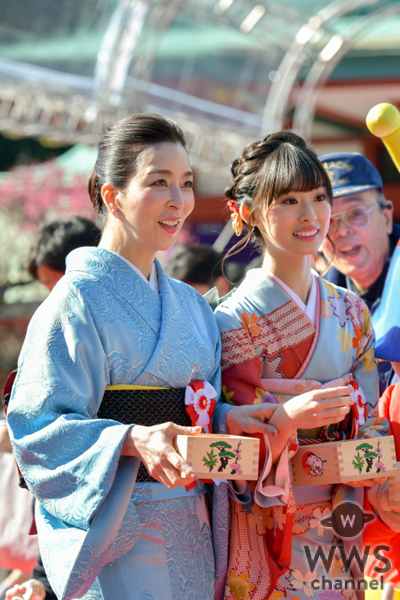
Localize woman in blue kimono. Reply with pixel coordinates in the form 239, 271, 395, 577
6, 113, 221, 600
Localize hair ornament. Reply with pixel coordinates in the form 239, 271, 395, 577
227, 200, 243, 237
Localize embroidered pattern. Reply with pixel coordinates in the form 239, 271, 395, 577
261, 352, 284, 379
328, 295, 352, 328
258, 302, 315, 356
227, 502, 272, 599
221, 301, 314, 371
346, 292, 366, 333
221, 327, 256, 371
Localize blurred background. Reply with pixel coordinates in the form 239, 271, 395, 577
1, 0, 400, 384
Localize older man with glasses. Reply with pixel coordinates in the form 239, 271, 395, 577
320, 152, 400, 391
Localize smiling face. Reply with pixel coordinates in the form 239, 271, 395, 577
256, 186, 331, 260
103, 142, 194, 271
321, 188, 392, 291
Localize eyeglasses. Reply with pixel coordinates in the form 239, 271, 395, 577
329, 202, 383, 232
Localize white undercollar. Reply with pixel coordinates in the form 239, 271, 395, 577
267, 271, 317, 325
110, 252, 159, 294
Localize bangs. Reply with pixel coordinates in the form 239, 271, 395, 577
255, 142, 332, 204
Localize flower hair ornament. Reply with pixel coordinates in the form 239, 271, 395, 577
227, 200, 243, 237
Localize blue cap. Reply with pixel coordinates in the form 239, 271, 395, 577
318, 152, 383, 198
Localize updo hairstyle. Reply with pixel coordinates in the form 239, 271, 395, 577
225, 130, 333, 257
88, 113, 187, 229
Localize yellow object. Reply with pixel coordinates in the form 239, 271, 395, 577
105, 384, 168, 390
365, 577, 400, 600
231, 211, 243, 237
366, 103, 400, 172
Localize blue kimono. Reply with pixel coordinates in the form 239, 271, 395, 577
7, 247, 221, 600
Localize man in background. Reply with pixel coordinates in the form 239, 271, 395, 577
320, 152, 400, 391
165, 244, 231, 298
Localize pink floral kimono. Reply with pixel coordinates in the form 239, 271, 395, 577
212, 269, 394, 600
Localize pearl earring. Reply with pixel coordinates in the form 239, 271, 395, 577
115, 211, 120, 217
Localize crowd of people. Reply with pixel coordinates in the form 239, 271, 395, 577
1, 113, 399, 600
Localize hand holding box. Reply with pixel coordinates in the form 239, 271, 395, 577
174, 433, 260, 480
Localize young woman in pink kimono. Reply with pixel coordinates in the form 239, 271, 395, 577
213, 131, 399, 600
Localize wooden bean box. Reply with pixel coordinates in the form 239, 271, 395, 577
389, 469, 400, 508
174, 434, 260, 480
291, 435, 398, 487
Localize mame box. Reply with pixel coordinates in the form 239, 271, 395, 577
174, 434, 260, 480
291, 435, 397, 487
389, 470, 400, 508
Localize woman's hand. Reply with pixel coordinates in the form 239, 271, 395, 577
270, 385, 354, 435
5, 579, 46, 600
122, 422, 201, 489
226, 403, 279, 437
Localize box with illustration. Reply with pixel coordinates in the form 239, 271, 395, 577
174, 434, 260, 480
291, 435, 397, 486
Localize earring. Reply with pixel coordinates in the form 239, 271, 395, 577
227, 200, 243, 237
109, 203, 120, 218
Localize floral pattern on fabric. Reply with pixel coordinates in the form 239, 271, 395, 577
292, 502, 331, 537
360, 347, 376, 373
226, 571, 255, 600
321, 299, 333, 320
309, 506, 331, 538
221, 299, 315, 373
241, 312, 261, 337
249, 504, 274, 534
337, 326, 353, 355
321, 279, 340, 297
269, 592, 284, 600
351, 327, 363, 350
261, 352, 284, 379
329, 556, 345, 580
214, 270, 383, 600
328, 295, 352, 328
253, 387, 268, 404
290, 569, 315, 598
222, 385, 236, 404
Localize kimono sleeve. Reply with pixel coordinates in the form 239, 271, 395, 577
214, 303, 290, 506
7, 281, 133, 531
216, 305, 263, 407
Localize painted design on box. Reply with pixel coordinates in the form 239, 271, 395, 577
302, 451, 327, 477
352, 439, 386, 474
293, 435, 396, 487
201, 439, 243, 475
